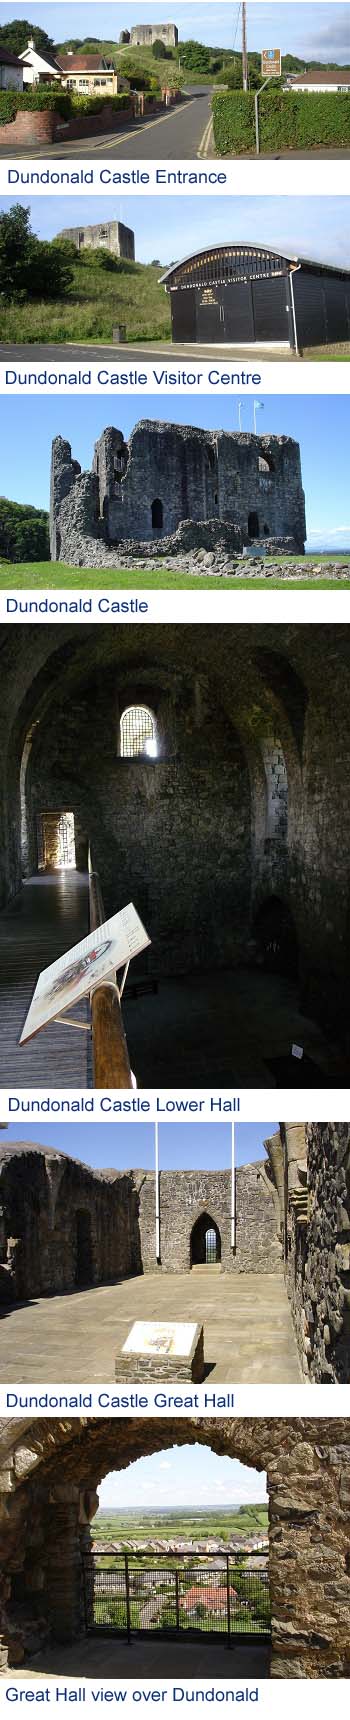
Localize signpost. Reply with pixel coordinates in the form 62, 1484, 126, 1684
261, 49, 281, 80
255, 49, 281, 156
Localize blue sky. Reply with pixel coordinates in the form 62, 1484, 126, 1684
3, 195, 350, 275
1, 394, 349, 550
0, 4, 349, 61
3, 1120, 277, 1168
98, 1444, 268, 1509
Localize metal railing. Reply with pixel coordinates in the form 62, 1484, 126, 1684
82, 1551, 271, 1644
88, 848, 133, 1089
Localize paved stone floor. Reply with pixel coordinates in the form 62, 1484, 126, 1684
24, 1636, 270, 1678
0, 1272, 301, 1383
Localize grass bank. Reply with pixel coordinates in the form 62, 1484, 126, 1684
0, 256, 170, 345
0, 558, 349, 590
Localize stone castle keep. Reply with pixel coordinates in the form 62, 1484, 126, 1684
1, 1124, 349, 1384
130, 23, 178, 47
56, 219, 135, 258
50, 422, 306, 563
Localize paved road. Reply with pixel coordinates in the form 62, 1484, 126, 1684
0, 87, 213, 160
0, 340, 298, 363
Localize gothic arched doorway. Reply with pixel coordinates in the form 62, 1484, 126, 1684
190, 1211, 221, 1266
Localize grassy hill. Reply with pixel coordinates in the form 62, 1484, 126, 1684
0, 253, 171, 345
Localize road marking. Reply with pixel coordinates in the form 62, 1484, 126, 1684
16, 97, 200, 159
198, 116, 214, 158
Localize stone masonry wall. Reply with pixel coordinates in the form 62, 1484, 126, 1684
130, 24, 178, 46
138, 1165, 281, 1273
24, 666, 252, 975
50, 425, 306, 561
0, 1149, 280, 1305
56, 220, 135, 258
0, 1147, 141, 1303
0, 1417, 350, 1677
284, 1123, 350, 1383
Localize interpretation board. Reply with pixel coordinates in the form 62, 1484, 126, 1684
19, 903, 151, 1044
117, 1320, 205, 1383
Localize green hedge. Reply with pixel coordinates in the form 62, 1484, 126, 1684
0, 86, 131, 126
212, 87, 350, 154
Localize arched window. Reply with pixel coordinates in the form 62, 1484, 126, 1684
120, 705, 157, 759
151, 498, 163, 530
258, 454, 275, 475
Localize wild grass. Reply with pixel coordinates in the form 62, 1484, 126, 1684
0, 258, 171, 344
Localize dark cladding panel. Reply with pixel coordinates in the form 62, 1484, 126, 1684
171, 285, 196, 343
322, 275, 350, 343
196, 289, 222, 343
292, 271, 327, 347
252, 276, 291, 345
222, 281, 255, 343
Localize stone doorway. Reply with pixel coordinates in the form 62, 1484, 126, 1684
75, 1209, 94, 1287
37, 810, 76, 872
190, 1212, 221, 1267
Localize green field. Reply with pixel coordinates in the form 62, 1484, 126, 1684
93, 1504, 269, 1544
0, 557, 349, 591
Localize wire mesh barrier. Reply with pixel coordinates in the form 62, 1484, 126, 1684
82, 1553, 271, 1643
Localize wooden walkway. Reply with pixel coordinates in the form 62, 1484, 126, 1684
0, 873, 92, 1088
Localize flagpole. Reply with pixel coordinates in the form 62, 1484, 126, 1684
231, 1122, 235, 1248
155, 1120, 160, 1261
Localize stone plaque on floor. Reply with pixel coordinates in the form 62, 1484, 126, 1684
116, 1320, 204, 1382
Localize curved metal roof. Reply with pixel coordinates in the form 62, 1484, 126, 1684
159, 242, 350, 284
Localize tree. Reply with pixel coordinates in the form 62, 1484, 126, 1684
179, 40, 211, 74
0, 19, 54, 55
0, 497, 49, 563
152, 39, 168, 60
0, 206, 73, 302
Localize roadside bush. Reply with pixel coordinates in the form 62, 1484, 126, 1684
212, 86, 350, 154
0, 86, 130, 126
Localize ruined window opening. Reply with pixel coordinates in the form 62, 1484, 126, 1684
120, 706, 157, 759
207, 446, 216, 469
261, 741, 288, 842
37, 811, 76, 871
214, 492, 218, 506
248, 511, 259, 538
263, 523, 270, 536
151, 498, 164, 530
258, 455, 275, 475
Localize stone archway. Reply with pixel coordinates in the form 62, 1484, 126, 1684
0, 1417, 349, 1679
190, 1212, 222, 1266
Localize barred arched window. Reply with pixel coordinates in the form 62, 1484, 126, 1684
120, 705, 157, 758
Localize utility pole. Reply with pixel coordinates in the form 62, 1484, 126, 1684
242, 1, 248, 91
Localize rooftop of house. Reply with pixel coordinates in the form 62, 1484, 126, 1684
0, 45, 23, 66
57, 53, 115, 72
287, 67, 350, 84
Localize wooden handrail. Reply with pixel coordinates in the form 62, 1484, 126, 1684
88, 850, 133, 1090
